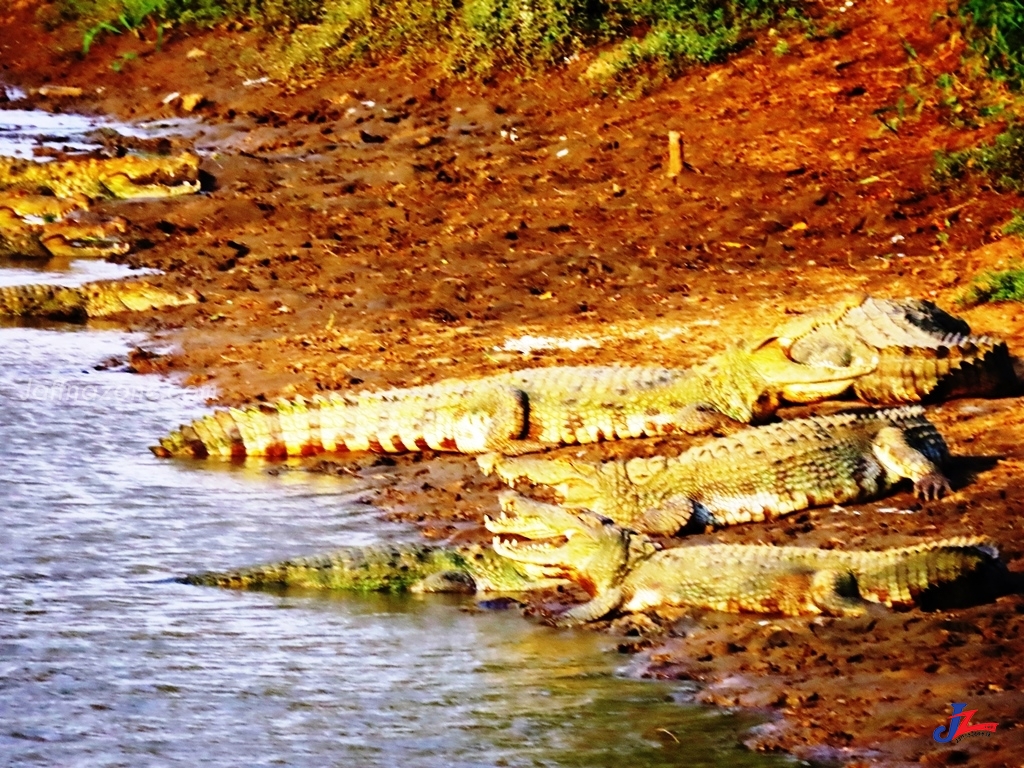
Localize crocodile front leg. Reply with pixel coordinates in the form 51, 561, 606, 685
871, 425, 951, 500
551, 587, 626, 626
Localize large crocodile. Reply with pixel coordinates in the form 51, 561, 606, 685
152, 296, 1014, 460
0, 152, 201, 199
0, 279, 197, 320
487, 494, 1004, 625
480, 407, 951, 535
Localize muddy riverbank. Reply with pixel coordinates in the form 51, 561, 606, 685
3, 0, 1024, 763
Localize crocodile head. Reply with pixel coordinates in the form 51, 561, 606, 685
95, 153, 202, 199
0, 194, 128, 259
37, 219, 130, 258
486, 491, 656, 598
746, 294, 1015, 404
77, 279, 199, 318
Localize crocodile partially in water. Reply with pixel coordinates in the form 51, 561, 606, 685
480, 407, 951, 535
177, 489, 1004, 624
0, 278, 197, 320
0, 152, 201, 199
487, 494, 1004, 625
178, 540, 574, 594
152, 295, 1014, 460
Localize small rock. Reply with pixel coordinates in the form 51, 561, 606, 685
185, 47, 207, 59
180, 93, 205, 112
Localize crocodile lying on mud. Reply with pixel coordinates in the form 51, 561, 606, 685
0, 278, 197, 320
480, 407, 951, 535
0, 152, 203, 259
488, 495, 1005, 625
765, 292, 1011, 403
0, 192, 128, 259
0, 152, 201, 199
152, 295, 1014, 460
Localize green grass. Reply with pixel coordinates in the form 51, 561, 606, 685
49, 0, 1024, 88
582, 1, 795, 93
56, 0, 803, 83
53, 0, 230, 54
1002, 208, 1024, 235
933, 123, 1024, 190
959, 0, 1024, 88
960, 266, 1024, 305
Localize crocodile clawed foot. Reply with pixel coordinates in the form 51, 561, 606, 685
914, 472, 951, 501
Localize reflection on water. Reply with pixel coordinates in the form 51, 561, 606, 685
0, 108, 198, 159
0, 258, 156, 288
0, 326, 791, 767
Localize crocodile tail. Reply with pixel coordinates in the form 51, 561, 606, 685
0, 284, 85, 318
154, 394, 340, 459
153, 392, 386, 459
848, 536, 1002, 607
177, 543, 458, 592
153, 381, 529, 460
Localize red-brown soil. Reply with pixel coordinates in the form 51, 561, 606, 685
3, 0, 1023, 763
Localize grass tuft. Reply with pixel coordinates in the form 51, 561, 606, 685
959, 0, 1024, 88
932, 123, 1024, 191
959, 266, 1024, 305
583, 1, 794, 93
1001, 208, 1024, 236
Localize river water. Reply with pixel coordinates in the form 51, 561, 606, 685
0, 107, 793, 767
0, 107, 197, 159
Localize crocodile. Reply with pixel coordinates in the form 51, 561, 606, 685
0, 278, 198, 321
0, 191, 128, 259
0, 152, 201, 199
762, 294, 1012, 404
0, 217, 129, 259
178, 492, 1004, 622
487, 493, 1003, 625
151, 346, 875, 459
479, 407, 951, 535
178, 540, 574, 594
151, 295, 1014, 461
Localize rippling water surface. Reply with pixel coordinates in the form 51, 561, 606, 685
0, 107, 198, 158
0, 100, 791, 765
0, 326, 797, 767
